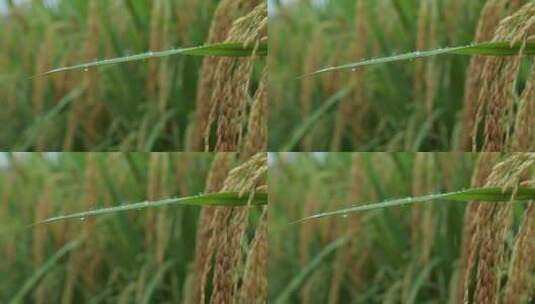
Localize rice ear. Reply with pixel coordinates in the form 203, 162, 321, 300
204, 2, 267, 152
473, 2, 535, 152
193, 153, 235, 304
189, 0, 259, 151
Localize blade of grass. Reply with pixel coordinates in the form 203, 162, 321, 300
9, 239, 83, 304
283, 85, 353, 151
390, 1, 414, 33
296, 187, 535, 223
407, 259, 441, 304
142, 260, 176, 304
303, 41, 535, 77
274, 235, 350, 304
17, 88, 84, 150
36, 192, 268, 225
39, 42, 268, 77
144, 109, 177, 152
123, 0, 144, 31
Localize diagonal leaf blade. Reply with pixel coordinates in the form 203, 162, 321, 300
9, 239, 82, 304
296, 187, 535, 223
39, 42, 267, 77
303, 41, 535, 77
37, 192, 267, 225
274, 235, 350, 304
283, 86, 353, 151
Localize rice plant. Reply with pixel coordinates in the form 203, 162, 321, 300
0, 152, 267, 303
0, 0, 267, 152
269, 0, 535, 151
268, 152, 535, 303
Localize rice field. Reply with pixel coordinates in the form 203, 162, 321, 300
268, 152, 535, 303
269, 0, 535, 151
0, 0, 267, 151
1, 0, 534, 303
0, 152, 267, 303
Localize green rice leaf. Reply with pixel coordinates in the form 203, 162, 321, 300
283, 85, 353, 151
37, 192, 267, 225
39, 42, 267, 77
303, 41, 535, 77
142, 260, 176, 304
17, 88, 83, 150
9, 239, 82, 304
274, 236, 350, 304
296, 187, 535, 223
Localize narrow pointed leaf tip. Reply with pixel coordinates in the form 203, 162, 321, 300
36, 192, 267, 225
303, 41, 535, 77
296, 187, 535, 223
40, 42, 267, 77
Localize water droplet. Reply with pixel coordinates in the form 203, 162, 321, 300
83, 68, 89, 72
341, 214, 349, 219
79, 217, 86, 221
351, 68, 357, 72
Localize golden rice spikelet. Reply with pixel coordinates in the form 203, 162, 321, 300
193, 153, 235, 304
204, 2, 266, 151
190, 0, 258, 151
466, 154, 535, 303
243, 66, 268, 155
503, 203, 535, 304
210, 153, 267, 303
457, 153, 498, 303
238, 208, 268, 304
473, 2, 535, 151
459, 0, 522, 151
512, 64, 535, 151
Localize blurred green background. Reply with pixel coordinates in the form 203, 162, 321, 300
0, 152, 214, 302
0, 0, 218, 151
269, 0, 500, 151
268, 152, 532, 303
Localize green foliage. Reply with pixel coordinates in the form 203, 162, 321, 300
0, 153, 234, 303
269, 0, 533, 151
0, 0, 264, 151
268, 153, 533, 303
37, 191, 268, 225
298, 187, 535, 222
41, 42, 269, 76
304, 41, 535, 77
